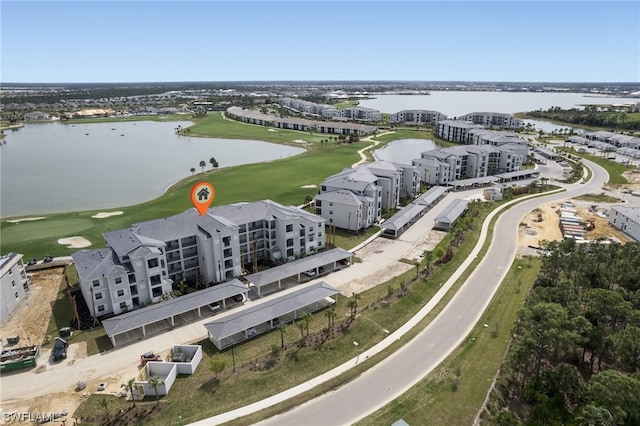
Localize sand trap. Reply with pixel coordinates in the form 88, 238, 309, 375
268, 128, 278, 132
92, 211, 124, 219
6, 217, 46, 223
300, 184, 318, 189
293, 139, 307, 143
58, 236, 91, 248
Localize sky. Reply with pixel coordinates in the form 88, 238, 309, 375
1, 1, 639, 83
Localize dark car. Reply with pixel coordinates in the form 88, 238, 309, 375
52, 337, 67, 361
43, 255, 54, 263
27, 257, 38, 265
140, 351, 161, 365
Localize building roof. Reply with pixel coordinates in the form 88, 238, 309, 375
245, 248, 352, 287
204, 281, 338, 341
435, 199, 470, 225
413, 186, 448, 206
611, 206, 640, 223
0, 252, 23, 277
72, 248, 130, 282
381, 203, 427, 232
101, 279, 248, 338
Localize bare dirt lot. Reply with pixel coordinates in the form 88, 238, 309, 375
1, 267, 64, 346
517, 200, 631, 257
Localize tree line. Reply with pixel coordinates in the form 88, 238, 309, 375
525, 107, 640, 131
488, 239, 640, 425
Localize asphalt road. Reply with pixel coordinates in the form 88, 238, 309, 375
254, 160, 609, 426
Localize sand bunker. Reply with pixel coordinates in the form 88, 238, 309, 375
58, 236, 91, 248
6, 217, 46, 223
92, 211, 124, 219
293, 139, 307, 143
268, 128, 278, 132
300, 184, 317, 189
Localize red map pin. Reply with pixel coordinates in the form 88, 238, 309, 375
190, 182, 215, 216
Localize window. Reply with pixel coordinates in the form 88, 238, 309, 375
11, 280, 15, 288
128, 273, 136, 283
92, 280, 100, 287
15, 292, 19, 299
115, 277, 122, 285
117, 289, 125, 297
97, 305, 105, 312
95, 292, 103, 300
119, 302, 128, 310
286, 238, 294, 247
147, 258, 159, 269
286, 224, 293, 232
152, 287, 163, 297
315, 200, 321, 207
150, 275, 161, 285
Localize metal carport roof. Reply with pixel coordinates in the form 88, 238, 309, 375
204, 281, 338, 341
245, 248, 352, 288
102, 279, 248, 338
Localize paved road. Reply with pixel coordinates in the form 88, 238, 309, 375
251, 160, 609, 426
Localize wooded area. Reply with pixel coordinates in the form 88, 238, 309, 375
488, 239, 640, 425
524, 107, 640, 131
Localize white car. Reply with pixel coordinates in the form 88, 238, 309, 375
208, 302, 221, 311
304, 269, 316, 277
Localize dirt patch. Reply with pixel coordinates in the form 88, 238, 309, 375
517, 201, 631, 257
621, 170, 640, 190
0, 267, 64, 346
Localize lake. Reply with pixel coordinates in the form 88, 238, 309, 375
358, 91, 640, 118
0, 121, 304, 218
373, 139, 440, 165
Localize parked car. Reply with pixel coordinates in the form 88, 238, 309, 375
245, 327, 257, 337
232, 293, 246, 303
43, 255, 54, 262
272, 318, 280, 327
304, 269, 316, 277
97, 382, 107, 391
140, 351, 161, 365
52, 337, 67, 361
208, 302, 221, 311
27, 257, 38, 265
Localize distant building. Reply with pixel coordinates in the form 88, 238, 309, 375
340, 107, 383, 122
389, 110, 447, 125
24, 111, 49, 120
1, 253, 30, 324
436, 120, 485, 143
72, 200, 325, 318
459, 112, 522, 130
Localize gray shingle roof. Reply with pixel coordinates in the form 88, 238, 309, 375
101, 279, 248, 337
72, 248, 129, 282
204, 281, 338, 340
435, 199, 470, 225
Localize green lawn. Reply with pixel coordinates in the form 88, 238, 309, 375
561, 148, 632, 185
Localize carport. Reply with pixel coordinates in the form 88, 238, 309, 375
102, 279, 248, 347
204, 281, 339, 350
245, 248, 352, 297
495, 169, 540, 183
448, 176, 498, 191
434, 199, 470, 231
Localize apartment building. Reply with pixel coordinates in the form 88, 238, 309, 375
436, 120, 485, 143
608, 206, 640, 242
313, 161, 419, 231
389, 109, 447, 125
278, 97, 339, 118
72, 200, 325, 317
412, 144, 526, 185
459, 112, 523, 130
466, 128, 525, 147
340, 106, 383, 122
0, 253, 30, 324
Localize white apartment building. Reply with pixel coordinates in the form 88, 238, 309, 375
466, 128, 525, 147
389, 110, 447, 125
314, 161, 419, 231
608, 206, 640, 242
412, 144, 527, 185
278, 97, 339, 118
459, 112, 523, 130
0, 253, 30, 324
340, 107, 383, 122
73, 200, 326, 317
436, 120, 485, 143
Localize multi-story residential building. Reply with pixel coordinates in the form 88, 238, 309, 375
72, 200, 326, 318
459, 112, 522, 130
389, 110, 447, 126
340, 107, 383, 122
466, 129, 525, 147
277, 97, 339, 118
436, 120, 485, 143
314, 161, 418, 231
412, 144, 527, 185
1, 253, 30, 324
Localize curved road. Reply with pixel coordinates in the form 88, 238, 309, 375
253, 160, 609, 426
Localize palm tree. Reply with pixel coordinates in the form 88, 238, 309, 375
199, 160, 206, 174
190, 167, 196, 176
147, 376, 164, 406
302, 313, 313, 336
209, 157, 219, 170
121, 378, 136, 407
278, 324, 287, 348
98, 396, 110, 422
